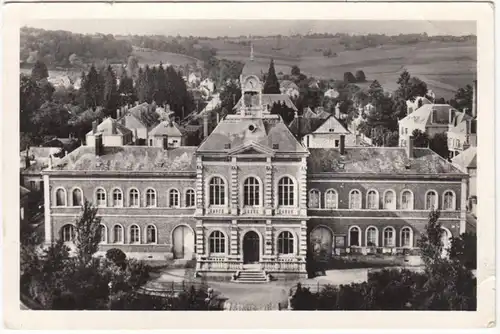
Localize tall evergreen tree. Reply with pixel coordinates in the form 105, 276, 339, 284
263, 59, 280, 94
84, 65, 102, 109
136, 67, 147, 103
118, 69, 135, 106
154, 63, 168, 106
103, 65, 119, 117
31, 60, 49, 82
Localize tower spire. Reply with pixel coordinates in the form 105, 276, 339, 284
250, 35, 254, 61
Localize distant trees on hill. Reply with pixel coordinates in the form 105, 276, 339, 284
20, 27, 132, 68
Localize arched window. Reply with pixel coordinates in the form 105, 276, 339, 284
169, 189, 180, 208
366, 190, 378, 209
401, 227, 413, 248
61, 224, 75, 242
425, 190, 438, 210
243, 177, 260, 206
278, 177, 295, 207
308, 189, 320, 209
366, 226, 378, 247
383, 227, 396, 247
209, 177, 225, 206
113, 225, 123, 243
99, 224, 107, 243
112, 188, 123, 207
443, 191, 456, 211
185, 189, 195, 208
55, 188, 66, 206
145, 188, 157, 207
96, 188, 107, 207
129, 188, 140, 207
146, 225, 157, 244
72, 188, 83, 206
277, 231, 294, 254
349, 189, 362, 209
401, 190, 414, 210
348, 226, 361, 247
209, 231, 226, 254
383, 190, 396, 210
325, 189, 338, 209
130, 225, 140, 244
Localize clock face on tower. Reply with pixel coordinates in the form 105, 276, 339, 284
245, 77, 258, 91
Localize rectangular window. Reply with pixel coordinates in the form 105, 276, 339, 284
334, 140, 340, 148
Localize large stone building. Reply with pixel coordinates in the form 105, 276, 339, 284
40, 55, 469, 280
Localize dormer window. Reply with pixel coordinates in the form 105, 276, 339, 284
329, 128, 335, 132
224, 143, 231, 149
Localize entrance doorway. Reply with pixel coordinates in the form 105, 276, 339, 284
243, 231, 260, 264
172, 225, 194, 259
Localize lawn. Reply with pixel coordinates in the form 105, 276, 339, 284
131, 49, 199, 67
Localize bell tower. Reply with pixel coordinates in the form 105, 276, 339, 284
238, 42, 268, 118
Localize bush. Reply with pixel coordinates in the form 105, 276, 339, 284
126, 259, 151, 289
106, 248, 127, 267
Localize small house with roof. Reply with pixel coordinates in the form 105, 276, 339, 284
288, 113, 356, 148
117, 103, 160, 144
148, 118, 185, 148
86, 117, 133, 147
406, 96, 432, 115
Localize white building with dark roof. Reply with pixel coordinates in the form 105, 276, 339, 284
86, 117, 133, 147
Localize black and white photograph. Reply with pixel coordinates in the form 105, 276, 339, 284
4, 1, 495, 330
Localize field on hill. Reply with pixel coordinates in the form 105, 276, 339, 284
201, 38, 476, 99
131, 48, 199, 67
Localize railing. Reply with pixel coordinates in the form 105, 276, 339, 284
240, 207, 263, 215
197, 257, 242, 271
261, 259, 306, 272
276, 207, 298, 216
206, 207, 227, 215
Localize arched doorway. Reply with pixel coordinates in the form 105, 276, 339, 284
243, 231, 260, 264
310, 226, 333, 261
172, 225, 194, 259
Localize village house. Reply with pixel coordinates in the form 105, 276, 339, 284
324, 88, 340, 99
40, 50, 468, 281
406, 96, 432, 115
148, 118, 185, 148
451, 146, 477, 216
86, 117, 134, 147
117, 103, 159, 145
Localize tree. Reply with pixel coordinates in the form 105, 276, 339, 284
118, 69, 135, 106
291, 65, 301, 76
74, 200, 102, 266
29, 101, 70, 139
417, 209, 444, 267
270, 101, 295, 125
69, 106, 105, 141
20, 74, 42, 132
449, 232, 477, 270
429, 133, 449, 159
103, 65, 119, 117
412, 129, 429, 147
82, 64, 103, 109
31, 60, 49, 82
449, 84, 473, 114
68, 54, 84, 68
126, 56, 140, 80
343, 72, 356, 83
355, 70, 366, 82
394, 69, 428, 101
263, 59, 281, 94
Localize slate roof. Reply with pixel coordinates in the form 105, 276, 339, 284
124, 103, 160, 129
279, 80, 299, 91
288, 117, 327, 137
197, 116, 308, 154
451, 146, 477, 170
86, 118, 133, 136
308, 147, 465, 176
48, 146, 197, 173
149, 120, 184, 137
233, 94, 298, 111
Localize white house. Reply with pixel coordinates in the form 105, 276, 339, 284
86, 118, 133, 147
324, 88, 340, 99
187, 73, 201, 86
406, 96, 432, 115
147, 119, 185, 148
447, 114, 477, 158
200, 78, 216, 94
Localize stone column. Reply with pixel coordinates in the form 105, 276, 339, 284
195, 156, 204, 214
298, 157, 308, 215
265, 219, 273, 256
299, 220, 308, 257
230, 220, 239, 256
195, 220, 205, 256
264, 157, 273, 215
43, 174, 52, 244
460, 178, 467, 234
230, 157, 239, 215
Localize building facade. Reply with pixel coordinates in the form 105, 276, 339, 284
40, 59, 468, 280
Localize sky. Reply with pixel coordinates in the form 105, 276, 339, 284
26, 20, 476, 37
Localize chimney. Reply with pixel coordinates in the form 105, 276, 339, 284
92, 120, 98, 134
465, 119, 471, 135
216, 112, 220, 124
406, 135, 414, 159
340, 134, 346, 155
163, 135, 169, 149
116, 108, 121, 120
95, 133, 103, 156
430, 109, 434, 124
203, 113, 209, 138
24, 154, 30, 169
472, 79, 477, 118
48, 155, 53, 169
335, 103, 341, 119
111, 119, 117, 134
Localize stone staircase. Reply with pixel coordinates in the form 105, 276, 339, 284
234, 270, 268, 283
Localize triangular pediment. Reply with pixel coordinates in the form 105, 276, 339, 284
228, 141, 275, 157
